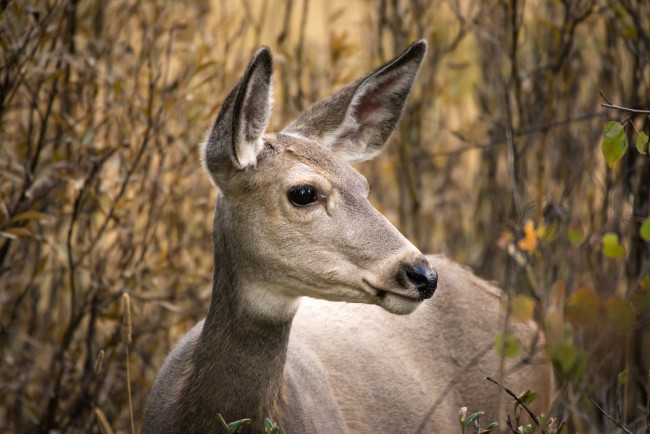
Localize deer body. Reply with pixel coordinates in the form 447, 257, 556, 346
142, 41, 551, 433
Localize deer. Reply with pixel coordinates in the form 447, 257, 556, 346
141, 40, 552, 433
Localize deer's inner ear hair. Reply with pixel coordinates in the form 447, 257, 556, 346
288, 185, 318, 207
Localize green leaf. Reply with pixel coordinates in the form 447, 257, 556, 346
603, 297, 636, 329
636, 131, 649, 154
631, 287, 650, 312
551, 346, 587, 381
484, 422, 498, 431
603, 121, 624, 143
217, 414, 229, 432
517, 425, 534, 434
227, 419, 251, 432
602, 121, 628, 166
465, 411, 484, 426
515, 390, 538, 408
458, 407, 467, 426
495, 332, 521, 358
264, 418, 279, 434
618, 370, 628, 385
640, 216, 650, 241
568, 220, 585, 245
511, 294, 535, 322
552, 344, 577, 375
602, 232, 625, 258
216, 415, 251, 433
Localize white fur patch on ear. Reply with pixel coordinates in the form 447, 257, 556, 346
232, 82, 274, 169
233, 137, 264, 169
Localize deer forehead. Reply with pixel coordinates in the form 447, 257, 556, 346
261, 133, 370, 197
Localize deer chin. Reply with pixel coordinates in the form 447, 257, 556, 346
377, 292, 424, 315
362, 278, 424, 315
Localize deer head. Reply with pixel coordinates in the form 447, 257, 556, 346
201, 41, 437, 318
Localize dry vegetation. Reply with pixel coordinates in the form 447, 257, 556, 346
1, 0, 649, 432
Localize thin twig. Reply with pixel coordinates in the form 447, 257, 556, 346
77, 58, 157, 265
445, 0, 499, 46
627, 256, 650, 299
414, 343, 493, 434
505, 415, 518, 434
645, 370, 650, 434
600, 90, 650, 114
601, 102, 650, 115
437, 111, 608, 158
484, 376, 540, 426
599, 89, 613, 105
122, 293, 134, 434
589, 397, 634, 434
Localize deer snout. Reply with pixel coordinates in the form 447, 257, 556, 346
403, 264, 438, 299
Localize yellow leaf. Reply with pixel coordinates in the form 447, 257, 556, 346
518, 220, 538, 251
11, 211, 52, 222
565, 287, 601, 326
511, 294, 535, 322
537, 222, 557, 242
602, 232, 625, 258
1, 227, 32, 239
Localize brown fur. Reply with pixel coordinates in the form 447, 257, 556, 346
142, 41, 552, 433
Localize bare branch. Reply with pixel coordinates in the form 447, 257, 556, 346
590, 397, 634, 434
484, 376, 540, 427
600, 90, 650, 114
435, 111, 608, 158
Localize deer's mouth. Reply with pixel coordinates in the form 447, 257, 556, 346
362, 278, 423, 314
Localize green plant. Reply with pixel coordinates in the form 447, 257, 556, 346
458, 407, 498, 434
217, 414, 252, 433
264, 417, 279, 434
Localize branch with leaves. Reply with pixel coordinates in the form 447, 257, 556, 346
599, 90, 649, 165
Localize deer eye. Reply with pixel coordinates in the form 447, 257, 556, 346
288, 185, 318, 206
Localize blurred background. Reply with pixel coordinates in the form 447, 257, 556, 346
1, 0, 649, 432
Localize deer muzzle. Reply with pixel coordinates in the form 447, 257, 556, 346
402, 263, 438, 300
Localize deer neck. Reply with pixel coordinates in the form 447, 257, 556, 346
174, 199, 297, 432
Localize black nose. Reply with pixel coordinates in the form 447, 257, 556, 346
404, 265, 438, 299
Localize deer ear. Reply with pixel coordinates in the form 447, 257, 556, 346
202, 47, 273, 185
283, 40, 426, 162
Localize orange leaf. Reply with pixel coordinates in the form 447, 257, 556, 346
518, 220, 538, 251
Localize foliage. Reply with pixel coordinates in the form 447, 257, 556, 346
478, 380, 568, 434
217, 414, 252, 433
264, 418, 280, 434
458, 407, 498, 433
0, 0, 649, 432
